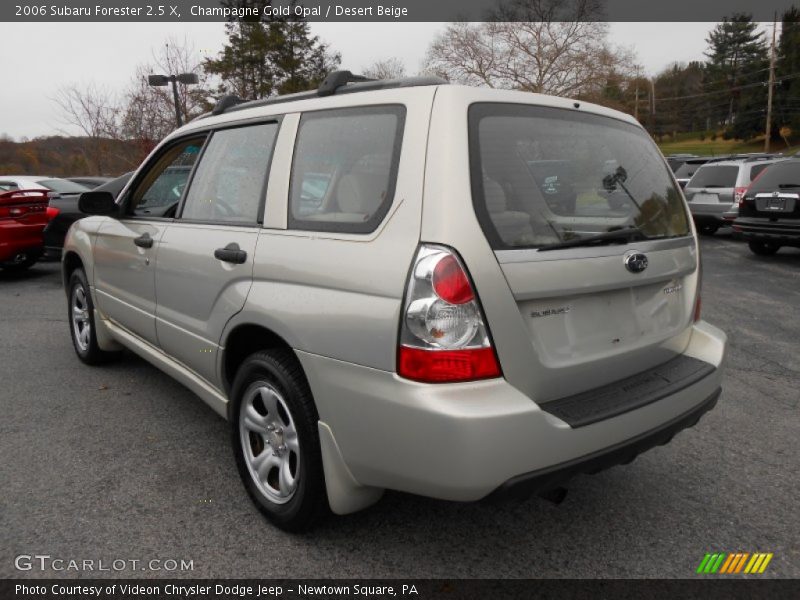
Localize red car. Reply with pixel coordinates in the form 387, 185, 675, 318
0, 189, 50, 271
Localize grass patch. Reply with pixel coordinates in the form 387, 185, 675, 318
657, 135, 799, 156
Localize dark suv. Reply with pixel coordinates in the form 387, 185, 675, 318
734, 159, 800, 255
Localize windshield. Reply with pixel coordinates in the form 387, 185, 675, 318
469, 103, 690, 249
36, 178, 89, 193
687, 165, 738, 188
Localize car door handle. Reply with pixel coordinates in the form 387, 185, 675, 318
214, 243, 247, 264
134, 233, 153, 248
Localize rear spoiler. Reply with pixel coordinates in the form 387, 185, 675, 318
0, 189, 51, 205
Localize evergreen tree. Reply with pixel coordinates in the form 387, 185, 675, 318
204, 0, 340, 100
704, 15, 768, 139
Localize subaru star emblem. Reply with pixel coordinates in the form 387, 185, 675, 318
624, 252, 648, 273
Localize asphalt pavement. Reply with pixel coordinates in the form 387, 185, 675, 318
1, 234, 798, 579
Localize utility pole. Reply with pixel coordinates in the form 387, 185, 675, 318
651, 78, 656, 115
634, 72, 639, 121
765, 14, 778, 153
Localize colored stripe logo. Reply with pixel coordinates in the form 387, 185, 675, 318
696, 552, 773, 574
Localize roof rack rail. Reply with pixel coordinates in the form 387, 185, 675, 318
206, 70, 448, 117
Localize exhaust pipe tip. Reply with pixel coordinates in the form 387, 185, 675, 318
539, 487, 568, 505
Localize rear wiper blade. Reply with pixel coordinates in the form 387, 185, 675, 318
537, 227, 647, 252
777, 183, 800, 188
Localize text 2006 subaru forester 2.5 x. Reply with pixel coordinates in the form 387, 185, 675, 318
62, 71, 726, 531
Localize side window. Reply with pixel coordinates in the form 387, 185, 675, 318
180, 123, 279, 224
128, 138, 205, 217
289, 105, 405, 233
0, 181, 19, 191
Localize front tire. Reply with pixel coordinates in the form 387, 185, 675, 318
68, 268, 118, 365
230, 350, 328, 532
748, 240, 780, 256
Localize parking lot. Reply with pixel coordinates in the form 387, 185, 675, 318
1, 234, 798, 579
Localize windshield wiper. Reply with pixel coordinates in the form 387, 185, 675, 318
537, 226, 648, 252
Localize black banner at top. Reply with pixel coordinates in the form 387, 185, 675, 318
3, 0, 800, 22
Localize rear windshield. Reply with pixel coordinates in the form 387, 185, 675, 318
686, 165, 738, 188
674, 161, 709, 179
469, 103, 690, 249
747, 161, 800, 194
36, 178, 89, 193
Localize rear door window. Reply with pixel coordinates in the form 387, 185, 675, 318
288, 106, 405, 233
180, 122, 279, 224
469, 103, 690, 249
687, 166, 738, 188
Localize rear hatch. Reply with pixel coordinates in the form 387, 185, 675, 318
683, 164, 737, 214
741, 160, 800, 218
469, 103, 698, 403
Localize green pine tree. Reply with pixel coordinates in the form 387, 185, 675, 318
704, 14, 768, 140
204, 1, 340, 101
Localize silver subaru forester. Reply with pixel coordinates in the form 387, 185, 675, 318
62, 71, 726, 531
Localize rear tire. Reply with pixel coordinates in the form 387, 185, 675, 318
748, 240, 780, 256
68, 268, 119, 365
230, 349, 328, 532
698, 223, 719, 236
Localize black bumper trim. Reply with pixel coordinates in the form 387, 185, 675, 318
541, 355, 716, 428
488, 387, 721, 501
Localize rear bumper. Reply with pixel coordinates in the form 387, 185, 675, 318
299, 321, 726, 501
733, 217, 800, 244
690, 203, 737, 224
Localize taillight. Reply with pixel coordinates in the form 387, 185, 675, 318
46, 206, 60, 220
398, 245, 501, 383
693, 295, 702, 322
734, 186, 748, 206
693, 255, 702, 323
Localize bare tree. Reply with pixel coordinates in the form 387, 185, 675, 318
362, 57, 407, 80
53, 83, 120, 174
121, 36, 211, 148
424, 0, 635, 98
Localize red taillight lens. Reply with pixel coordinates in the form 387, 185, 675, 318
46, 206, 60, 219
398, 346, 500, 383
432, 255, 474, 304
693, 295, 702, 322
398, 244, 501, 383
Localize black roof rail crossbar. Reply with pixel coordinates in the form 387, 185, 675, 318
317, 70, 373, 96
208, 72, 448, 117
212, 94, 244, 116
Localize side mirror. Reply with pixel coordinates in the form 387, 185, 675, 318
78, 191, 118, 216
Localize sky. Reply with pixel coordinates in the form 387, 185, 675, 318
0, 22, 731, 139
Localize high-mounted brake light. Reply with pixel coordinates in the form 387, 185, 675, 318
397, 245, 501, 383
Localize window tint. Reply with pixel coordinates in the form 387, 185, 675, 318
469, 104, 689, 249
289, 106, 405, 233
0, 182, 19, 191
129, 138, 205, 217
748, 162, 772, 183
181, 123, 278, 224
747, 161, 800, 193
687, 166, 738, 188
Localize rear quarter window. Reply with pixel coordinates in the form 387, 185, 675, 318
288, 105, 405, 234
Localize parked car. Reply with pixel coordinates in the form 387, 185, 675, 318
682, 157, 786, 235
66, 176, 112, 189
44, 172, 132, 257
673, 157, 717, 189
734, 158, 800, 255
61, 72, 726, 531
666, 154, 697, 173
0, 176, 89, 195
0, 189, 50, 270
